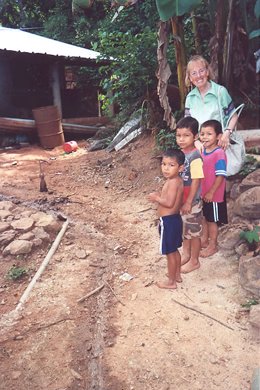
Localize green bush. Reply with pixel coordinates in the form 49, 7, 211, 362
155, 128, 179, 151
7, 266, 27, 281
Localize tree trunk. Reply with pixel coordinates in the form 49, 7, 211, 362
171, 16, 187, 110
222, 0, 235, 89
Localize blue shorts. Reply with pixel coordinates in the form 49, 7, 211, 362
158, 214, 183, 255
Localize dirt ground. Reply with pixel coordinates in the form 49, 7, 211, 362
0, 135, 259, 390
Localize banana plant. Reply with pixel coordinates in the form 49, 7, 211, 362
155, 0, 202, 127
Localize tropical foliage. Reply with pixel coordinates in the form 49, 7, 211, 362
0, 0, 259, 124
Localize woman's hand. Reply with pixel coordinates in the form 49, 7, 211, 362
218, 130, 230, 151
194, 139, 204, 154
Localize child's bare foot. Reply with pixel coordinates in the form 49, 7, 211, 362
165, 274, 182, 283
156, 280, 177, 289
200, 240, 209, 249
181, 261, 200, 274
200, 246, 218, 258
181, 256, 190, 266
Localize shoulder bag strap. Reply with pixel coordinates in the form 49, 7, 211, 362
217, 85, 225, 131
226, 103, 245, 134
217, 86, 245, 134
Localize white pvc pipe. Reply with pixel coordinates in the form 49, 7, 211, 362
15, 219, 69, 312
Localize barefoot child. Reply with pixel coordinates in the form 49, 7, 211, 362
176, 117, 204, 274
199, 119, 228, 257
148, 149, 185, 289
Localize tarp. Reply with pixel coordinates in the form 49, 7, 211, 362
155, 0, 201, 21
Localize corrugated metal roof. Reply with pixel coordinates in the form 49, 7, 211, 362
0, 26, 100, 60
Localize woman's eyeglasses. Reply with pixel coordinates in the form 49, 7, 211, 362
190, 68, 207, 77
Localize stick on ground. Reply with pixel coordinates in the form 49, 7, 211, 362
77, 284, 105, 303
105, 280, 125, 306
172, 298, 234, 330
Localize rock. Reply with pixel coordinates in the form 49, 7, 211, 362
32, 238, 43, 247
235, 242, 249, 256
3, 239, 33, 256
229, 182, 241, 200
0, 230, 16, 246
218, 228, 241, 252
97, 156, 113, 166
32, 227, 50, 242
19, 232, 35, 241
0, 201, 15, 211
75, 249, 87, 259
31, 211, 60, 233
0, 222, 10, 233
11, 217, 34, 232
249, 304, 260, 329
0, 209, 12, 219
239, 169, 260, 194
239, 254, 260, 297
233, 187, 260, 219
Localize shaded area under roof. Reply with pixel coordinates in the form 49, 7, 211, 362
0, 26, 101, 60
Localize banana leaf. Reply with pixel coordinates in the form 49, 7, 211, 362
155, 0, 201, 21
238, 0, 260, 40
72, 0, 94, 9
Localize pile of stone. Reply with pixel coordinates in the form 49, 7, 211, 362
0, 200, 61, 257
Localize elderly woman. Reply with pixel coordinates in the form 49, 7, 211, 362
184, 55, 238, 151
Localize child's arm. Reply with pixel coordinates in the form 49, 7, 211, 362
148, 180, 178, 208
181, 178, 200, 214
203, 176, 224, 202
147, 191, 161, 203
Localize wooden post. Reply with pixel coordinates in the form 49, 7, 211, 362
50, 62, 62, 117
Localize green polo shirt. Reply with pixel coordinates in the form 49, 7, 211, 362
185, 81, 235, 130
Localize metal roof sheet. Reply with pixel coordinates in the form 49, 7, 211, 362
0, 26, 100, 60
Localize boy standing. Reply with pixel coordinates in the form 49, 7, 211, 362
148, 149, 185, 289
176, 117, 204, 273
199, 119, 228, 257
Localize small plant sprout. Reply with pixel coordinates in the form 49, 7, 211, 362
7, 266, 27, 281
239, 225, 260, 254
241, 298, 259, 308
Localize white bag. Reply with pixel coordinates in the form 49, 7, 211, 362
218, 87, 246, 176
226, 130, 246, 176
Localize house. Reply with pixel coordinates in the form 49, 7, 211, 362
0, 26, 107, 119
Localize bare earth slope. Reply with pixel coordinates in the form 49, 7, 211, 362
0, 135, 258, 390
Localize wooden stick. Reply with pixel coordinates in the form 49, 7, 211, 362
16, 220, 69, 312
36, 317, 73, 330
171, 298, 234, 330
77, 284, 104, 303
136, 207, 154, 213
105, 280, 125, 306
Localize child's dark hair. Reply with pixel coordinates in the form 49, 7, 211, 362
162, 148, 185, 166
176, 117, 199, 136
201, 119, 222, 135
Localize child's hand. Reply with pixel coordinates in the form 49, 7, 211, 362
181, 201, 192, 215
195, 139, 204, 154
147, 192, 160, 203
203, 191, 214, 202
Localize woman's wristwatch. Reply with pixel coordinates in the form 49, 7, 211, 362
225, 128, 233, 135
